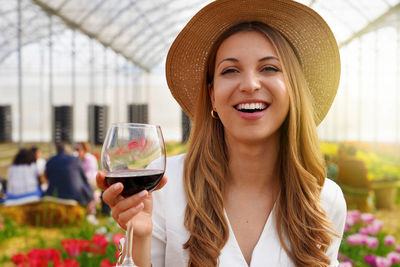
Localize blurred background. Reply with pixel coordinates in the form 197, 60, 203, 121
0, 0, 400, 266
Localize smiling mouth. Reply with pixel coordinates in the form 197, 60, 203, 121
234, 102, 269, 113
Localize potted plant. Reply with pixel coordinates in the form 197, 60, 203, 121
369, 163, 400, 210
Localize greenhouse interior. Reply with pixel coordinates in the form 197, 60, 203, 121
0, 0, 400, 266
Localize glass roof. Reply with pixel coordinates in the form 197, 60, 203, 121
1, 0, 399, 70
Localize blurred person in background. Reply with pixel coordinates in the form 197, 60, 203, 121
31, 146, 46, 177
5, 148, 42, 205
74, 141, 98, 186
0, 177, 5, 204
44, 142, 94, 208
75, 141, 100, 215
31, 146, 47, 191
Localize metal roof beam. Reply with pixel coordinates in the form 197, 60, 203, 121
125, 17, 185, 58
31, 0, 149, 71
56, 0, 71, 11
106, 0, 179, 46
121, 0, 206, 55
78, 0, 107, 25
339, 2, 400, 48
94, 0, 141, 36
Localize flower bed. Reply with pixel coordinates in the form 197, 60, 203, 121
339, 210, 400, 266
0, 213, 124, 266
11, 232, 119, 267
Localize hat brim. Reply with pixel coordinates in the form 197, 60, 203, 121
166, 0, 340, 125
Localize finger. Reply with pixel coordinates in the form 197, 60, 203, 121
117, 203, 145, 228
96, 171, 108, 191
103, 183, 124, 207
112, 190, 148, 216
154, 176, 167, 191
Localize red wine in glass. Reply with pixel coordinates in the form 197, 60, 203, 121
106, 169, 164, 198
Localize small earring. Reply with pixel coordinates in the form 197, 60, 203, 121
211, 109, 219, 119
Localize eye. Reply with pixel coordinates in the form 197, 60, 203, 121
261, 66, 280, 72
221, 68, 238, 75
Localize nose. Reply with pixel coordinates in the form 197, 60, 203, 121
239, 71, 261, 93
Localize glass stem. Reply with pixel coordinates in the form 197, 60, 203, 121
121, 220, 135, 266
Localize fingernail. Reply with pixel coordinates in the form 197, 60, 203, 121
113, 183, 122, 191
134, 203, 143, 210
137, 190, 147, 198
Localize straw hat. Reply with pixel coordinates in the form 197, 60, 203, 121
166, 0, 340, 125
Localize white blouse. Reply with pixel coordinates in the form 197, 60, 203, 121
7, 163, 39, 195
151, 154, 346, 267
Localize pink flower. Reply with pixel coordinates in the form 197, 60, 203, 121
387, 252, 400, 264
360, 213, 375, 223
364, 254, 376, 265
346, 216, 357, 227
347, 234, 366, 246
139, 138, 147, 148
339, 262, 353, 267
375, 256, 391, 267
359, 227, 368, 235
396, 245, 400, 252
367, 220, 384, 235
345, 210, 361, 228
384, 235, 396, 246
365, 236, 379, 249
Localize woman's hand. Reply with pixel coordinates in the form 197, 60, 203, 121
96, 171, 167, 237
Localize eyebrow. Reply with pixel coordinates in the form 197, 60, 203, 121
259, 56, 280, 62
217, 56, 280, 68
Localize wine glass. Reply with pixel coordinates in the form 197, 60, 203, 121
101, 123, 166, 267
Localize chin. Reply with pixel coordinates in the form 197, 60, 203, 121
231, 130, 277, 145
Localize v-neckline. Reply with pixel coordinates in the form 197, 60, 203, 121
223, 202, 276, 267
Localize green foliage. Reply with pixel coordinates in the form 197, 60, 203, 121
165, 141, 187, 157
320, 142, 400, 181
0, 216, 26, 241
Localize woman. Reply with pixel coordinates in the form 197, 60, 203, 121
97, 0, 346, 266
6, 148, 42, 204
75, 141, 98, 186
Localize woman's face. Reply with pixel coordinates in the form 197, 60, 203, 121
210, 31, 289, 145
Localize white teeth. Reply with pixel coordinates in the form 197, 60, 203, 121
236, 102, 267, 110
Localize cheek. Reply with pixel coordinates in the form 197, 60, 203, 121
276, 80, 289, 107
212, 87, 229, 109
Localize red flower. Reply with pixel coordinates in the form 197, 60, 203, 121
128, 141, 139, 151
61, 239, 91, 257
91, 234, 109, 255
11, 253, 26, 266
114, 147, 125, 156
100, 259, 115, 267
63, 258, 79, 267
112, 233, 125, 246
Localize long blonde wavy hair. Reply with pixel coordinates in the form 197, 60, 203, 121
183, 22, 337, 267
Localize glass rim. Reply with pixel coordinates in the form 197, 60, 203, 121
109, 122, 161, 129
